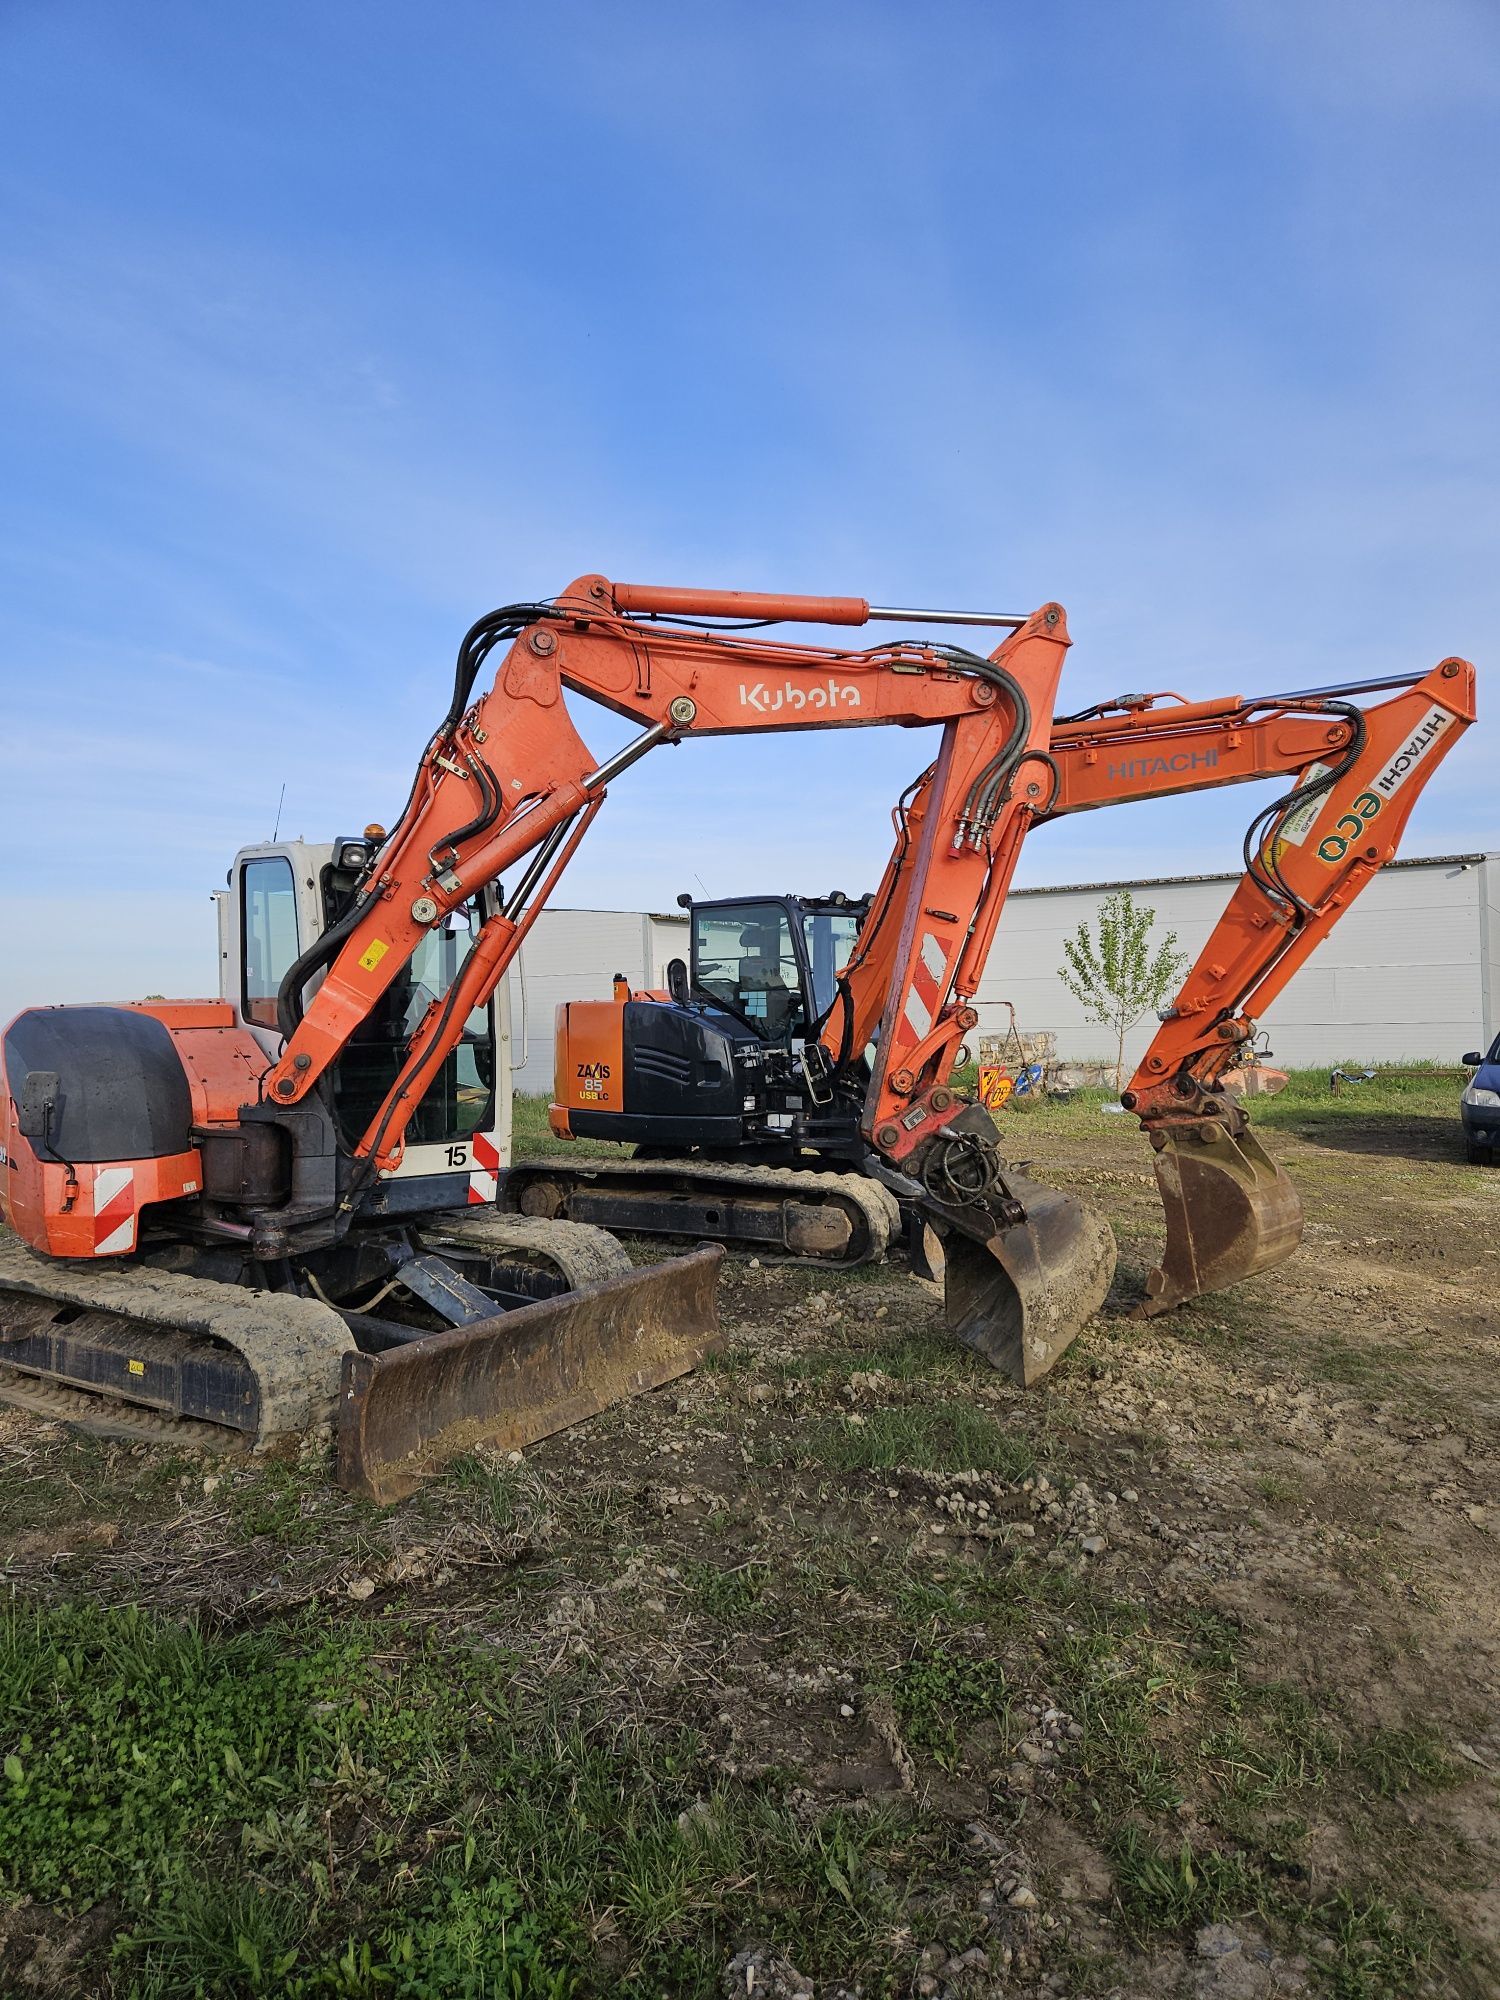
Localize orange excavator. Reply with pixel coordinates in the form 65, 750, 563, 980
0, 575, 1474, 1493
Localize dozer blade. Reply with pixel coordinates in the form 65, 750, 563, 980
941, 1171, 1117, 1387
1140, 1122, 1303, 1316
338, 1246, 723, 1504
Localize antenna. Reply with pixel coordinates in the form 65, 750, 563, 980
271, 783, 286, 843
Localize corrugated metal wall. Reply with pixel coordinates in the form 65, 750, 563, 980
509, 857, 1496, 1093
979, 856, 1491, 1070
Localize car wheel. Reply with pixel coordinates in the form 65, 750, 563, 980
1466, 1135, 1492, 1166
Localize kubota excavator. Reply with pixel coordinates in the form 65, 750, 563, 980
0, 575, 1474, 1496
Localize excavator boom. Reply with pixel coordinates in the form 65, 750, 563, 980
1046, 658, 1476, 1309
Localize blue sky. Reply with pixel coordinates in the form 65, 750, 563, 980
1, 0, 1495, 1018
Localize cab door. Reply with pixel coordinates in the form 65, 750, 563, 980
217, 841, 513, 1194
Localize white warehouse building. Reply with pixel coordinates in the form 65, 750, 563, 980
507, 852, 1500, 1095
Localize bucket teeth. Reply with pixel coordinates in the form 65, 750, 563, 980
1141, 1120, 1303, 1315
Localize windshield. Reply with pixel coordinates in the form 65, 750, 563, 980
331, 898, 495, 1146
694, 901, 807, 1043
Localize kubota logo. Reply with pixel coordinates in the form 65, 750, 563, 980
739, 679, 862, 714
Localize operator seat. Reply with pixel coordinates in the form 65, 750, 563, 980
737, 924, 795, 1040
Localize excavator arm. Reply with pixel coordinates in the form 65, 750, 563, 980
257, 576, 1473, 1381
1043, 658, 1475, 1308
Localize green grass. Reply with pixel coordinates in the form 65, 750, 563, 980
1107, 1829, 1463, 1998
0, 1598, 969, 1999
1, 1497, 1481, 1996
511, 1093, 630, 1161
1109, 1828, 1255, 1936
787, 1403, 1037, 1480
227, 1459, 331, 1542
1313, 1886, 1462, 2000
1251, 1062, 1466, 1125
681, 1557, 773, 1619
0, 1437, 204, 1538
886, 1645, 1012, 1772
1251, 1472, 1303, 1505
1352, 1726, 1459, 1800
441, 1450, 535, 1532
0, 1602, 469, 1911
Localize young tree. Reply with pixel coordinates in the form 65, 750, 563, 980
1058, 888, 1189, 1089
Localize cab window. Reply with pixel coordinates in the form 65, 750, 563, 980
241, 857, 299, 1031
694, 902, 806, 1042
802, 909, 862, 1021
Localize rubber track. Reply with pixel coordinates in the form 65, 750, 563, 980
0, 1238, 352, 1442
0, 1367, 246, 1451
416, 1212, 635, 1291
506, 1158, 902, 1265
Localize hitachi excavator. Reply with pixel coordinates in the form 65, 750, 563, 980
0, 574, 1474, 1498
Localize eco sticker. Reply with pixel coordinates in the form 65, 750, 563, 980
1317, 791, 1382, 863
1274, 761, 1335, 851
358, 938, 390, 972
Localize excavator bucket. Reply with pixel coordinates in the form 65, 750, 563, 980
1140, 1123, 1303, 1315
338, 1245, 723, 1504
941, 1170, 1118, 1387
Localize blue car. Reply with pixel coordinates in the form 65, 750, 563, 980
1461, 1034, 1500, 1164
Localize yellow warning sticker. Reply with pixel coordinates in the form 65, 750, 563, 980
127, 1359, 145, 1377
358, 938, 390, 973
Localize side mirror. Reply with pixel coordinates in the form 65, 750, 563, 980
667, 958, 691, 1005
1463, 1052, 1483, 1067
17, 1071, 59, 1142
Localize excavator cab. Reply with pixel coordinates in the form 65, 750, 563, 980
548, 889, 875, 1158
686, 892, 869, 1050
222, 840, 508, 1212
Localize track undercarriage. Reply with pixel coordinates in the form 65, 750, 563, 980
0, 1216, 722, 1502
504, 1155, 906, 1267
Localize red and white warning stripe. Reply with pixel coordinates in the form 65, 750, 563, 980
902, 928, 950, 1045
91, 1166, 137, 1256
467, 1131, 500, 1206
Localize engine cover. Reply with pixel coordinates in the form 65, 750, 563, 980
0, 1006, 204, 1257
3, 1006, 194, 1163
553, 998, 762, 1144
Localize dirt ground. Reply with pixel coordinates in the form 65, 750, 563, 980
1, 1088, 1497, 1998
